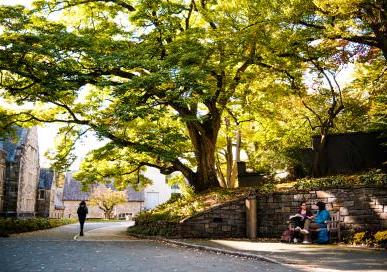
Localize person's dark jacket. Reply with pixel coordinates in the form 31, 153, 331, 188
297, 208, 313, 220
77, 204, 88, 219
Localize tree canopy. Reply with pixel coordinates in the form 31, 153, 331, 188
0, 0, 385, 191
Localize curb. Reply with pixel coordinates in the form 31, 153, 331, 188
128, 233, 282, 265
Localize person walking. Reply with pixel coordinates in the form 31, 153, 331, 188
77, 201, 88, 236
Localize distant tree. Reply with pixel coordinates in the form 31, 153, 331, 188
89, 186, 127, 219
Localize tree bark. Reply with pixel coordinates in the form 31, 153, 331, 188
186, 117, 220, 192
313, 132, 327, 177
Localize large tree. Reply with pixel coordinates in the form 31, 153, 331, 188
0, 1, 290, 191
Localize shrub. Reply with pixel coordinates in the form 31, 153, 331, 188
352, 232, 366, 244
374, 230, 387, 248
294, 170, 387, 190
0, 217, 77, 236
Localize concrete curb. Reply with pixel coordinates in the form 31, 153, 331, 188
128, 234, 282, 265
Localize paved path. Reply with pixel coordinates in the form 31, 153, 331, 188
173, 239, 387, 272
0, 222, 298, 272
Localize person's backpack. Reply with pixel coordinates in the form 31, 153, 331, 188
280, 229, 293, 243
316, 227, 329, 244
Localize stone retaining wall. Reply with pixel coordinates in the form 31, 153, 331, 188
172, 185, 387, 238
257, 185, 387, 238
151, 198, 246, 238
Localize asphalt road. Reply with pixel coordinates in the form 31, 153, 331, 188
0, 222, 298, 272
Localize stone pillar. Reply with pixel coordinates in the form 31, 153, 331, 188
246, 195, 257, 239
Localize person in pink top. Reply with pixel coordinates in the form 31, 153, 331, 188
290, 201, 314, 243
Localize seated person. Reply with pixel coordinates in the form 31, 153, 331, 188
289, 201, 313, 243
308, 201, 331, 243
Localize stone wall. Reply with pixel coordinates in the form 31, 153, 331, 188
0, 150, 5, 212
1, 127, 39, 217
36, 188, 54, 217
257, 185, 387, 238
161, 185, 387, 238
16, 127, 39, 217
142, 198, 247, 238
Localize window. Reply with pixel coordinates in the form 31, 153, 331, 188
38, 189, 45, 200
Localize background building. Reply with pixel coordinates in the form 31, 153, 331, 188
0, 127, 39, 217
62, 171, 144, 219
36, 168, 64, 218
0, 148, 6, 212
143, 167, 177, 210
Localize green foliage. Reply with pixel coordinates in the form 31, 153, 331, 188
294, 170, 387, 190
0, 0, 386, 192
0, 218, 77, 237
167, 174, 195, 200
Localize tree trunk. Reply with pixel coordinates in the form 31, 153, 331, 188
186, 118, 221, 192
313, 130, 328, 177
195, 135, 219, 191
229, 129, 241, 188
105, 209, 113, 219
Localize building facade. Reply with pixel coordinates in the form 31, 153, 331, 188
143, 167, 179, 210
36, 168, 64, 218
0, 149, 6, 212
62, 172, 145, 219
0, 127, 40, 217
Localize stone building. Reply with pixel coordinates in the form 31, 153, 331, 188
0, 127, 40, 217
53, 187, 65, 218
36, 168, 55, 217
62, 171, 145, 219
0, 148, 6, 212
36, 168, 64, 218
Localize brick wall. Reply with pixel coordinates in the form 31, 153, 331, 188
156, 185, 387, 238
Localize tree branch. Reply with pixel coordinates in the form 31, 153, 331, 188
41, 0, 135, 13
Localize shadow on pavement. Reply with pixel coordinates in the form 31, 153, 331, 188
177, 239, 387, 272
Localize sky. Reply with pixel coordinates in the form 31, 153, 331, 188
0, 0, 32, 7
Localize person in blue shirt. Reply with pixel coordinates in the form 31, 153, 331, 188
314, 201, 330, 226
308, 201, 331, 243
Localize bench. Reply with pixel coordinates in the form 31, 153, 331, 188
310, 211, 341, 242
287, 211, 341, 243
326, 211, 341, 242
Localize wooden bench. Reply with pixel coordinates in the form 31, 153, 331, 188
310, 211, 341, 242
287, 211, 341, 243
326, 211, 341, 242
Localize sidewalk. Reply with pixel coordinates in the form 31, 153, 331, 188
76, 222, 387, 272
75, 221, 137, 241
167, 238, 387, 272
